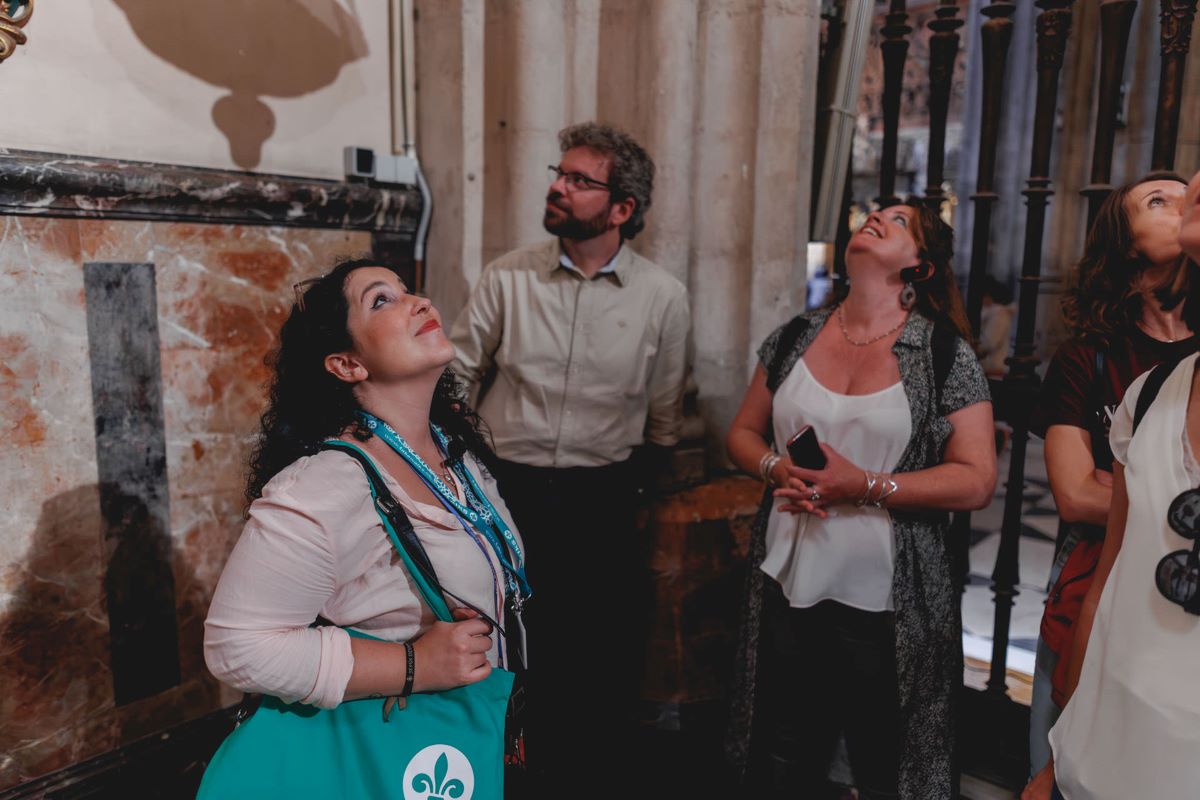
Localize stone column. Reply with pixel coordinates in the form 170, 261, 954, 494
634, 0, 701, 285
415, 0, 485, 324
747, 0, 821, 365
688, 0, 762, 458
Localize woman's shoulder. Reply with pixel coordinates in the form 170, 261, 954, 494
257, 448, 374, 512
757, 309, 832, 389
759, 308, 830, 357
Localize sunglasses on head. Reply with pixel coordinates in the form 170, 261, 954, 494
1158, 487, 1200, 615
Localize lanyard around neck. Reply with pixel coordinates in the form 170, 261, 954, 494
358, 411, 531, 605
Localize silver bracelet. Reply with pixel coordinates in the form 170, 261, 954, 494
873, 475, 900, 508
856, 470, 877, 507
759, 451, 782, 486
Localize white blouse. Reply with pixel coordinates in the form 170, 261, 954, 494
204, 445, 520, 709
760, 358, 911, 612
1050, 354, 1200, 799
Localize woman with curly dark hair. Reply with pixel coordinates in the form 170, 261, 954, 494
1026, 175, 1197, 780
200, 258, 528, 797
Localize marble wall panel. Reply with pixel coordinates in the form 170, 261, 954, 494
0, 216, 372, 789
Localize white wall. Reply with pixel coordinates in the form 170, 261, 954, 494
0, 0, 393, 179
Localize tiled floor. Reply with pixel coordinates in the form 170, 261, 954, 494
961, 433, 1057, 697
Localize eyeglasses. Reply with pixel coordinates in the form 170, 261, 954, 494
547, 165, 614, 194
1158, 487, 1200, 615
292, 276, 324, 312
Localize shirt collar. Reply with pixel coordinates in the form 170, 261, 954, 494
552, 239, 627, 285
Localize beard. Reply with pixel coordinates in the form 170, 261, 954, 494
543, 195, 612, 241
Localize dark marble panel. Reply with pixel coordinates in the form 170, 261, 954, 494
0, 706, 238, 800
84, 262, 180, 705
0, 148, 422, 234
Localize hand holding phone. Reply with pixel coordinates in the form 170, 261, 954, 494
786, 425, 826, 470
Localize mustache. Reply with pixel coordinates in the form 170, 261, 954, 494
546, 191, 568, 208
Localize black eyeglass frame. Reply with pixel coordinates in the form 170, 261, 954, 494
546, 164, 618, 194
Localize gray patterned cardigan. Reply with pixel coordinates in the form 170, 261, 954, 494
724, 307, 991, 799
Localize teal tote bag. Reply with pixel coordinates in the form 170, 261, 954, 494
197, 442, 514, 799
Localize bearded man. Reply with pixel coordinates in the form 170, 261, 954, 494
449, 121, 690, 786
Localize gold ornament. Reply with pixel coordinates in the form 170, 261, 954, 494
0, 0, 34, 65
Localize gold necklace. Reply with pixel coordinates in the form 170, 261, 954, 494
837, 304, 909, 347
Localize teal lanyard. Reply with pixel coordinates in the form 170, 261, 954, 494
358, 411, 532, 607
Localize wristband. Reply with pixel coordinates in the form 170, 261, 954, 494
401, 640, 415, 697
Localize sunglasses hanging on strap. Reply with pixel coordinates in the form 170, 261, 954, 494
1130, 357, 1200, 615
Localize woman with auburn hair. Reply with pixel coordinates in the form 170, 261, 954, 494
1023, 171, 1200, 799
1025, 176, 1196, 777
725, 201, 996, 799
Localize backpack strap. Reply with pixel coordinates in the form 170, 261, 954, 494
1132, 358, 1181, 435
931, 321, 958, 410
766, 315, 811, 391
318, 441, 504, 632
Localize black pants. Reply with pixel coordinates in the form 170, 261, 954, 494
493, 457, 649, 793
751, 590, 902, 800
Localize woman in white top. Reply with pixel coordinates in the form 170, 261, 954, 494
725, 202, 996, 799
203, 258, 525, 787
1023, 171, 1200, 800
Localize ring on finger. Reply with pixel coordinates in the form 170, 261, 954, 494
809, 490, 821, 502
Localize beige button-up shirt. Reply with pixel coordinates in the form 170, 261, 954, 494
450, 238, 691, 468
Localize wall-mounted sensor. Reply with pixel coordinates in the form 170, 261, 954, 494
344, 146, 376, 181
342, 147, 417, 186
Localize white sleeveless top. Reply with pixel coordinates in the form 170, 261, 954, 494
760, 358, 911, 611
1050, 354, 1200, 798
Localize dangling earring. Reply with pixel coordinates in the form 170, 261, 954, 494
898, 261, 933, 311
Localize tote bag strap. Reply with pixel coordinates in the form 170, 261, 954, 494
318, 440, 503, 632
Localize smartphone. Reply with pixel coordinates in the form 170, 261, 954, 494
786, 425, 826, 470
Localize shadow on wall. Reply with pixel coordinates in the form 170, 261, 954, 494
110, 0, 369, 170
0, 485, 215, 790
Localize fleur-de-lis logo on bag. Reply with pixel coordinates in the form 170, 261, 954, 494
403, 745, 475, 800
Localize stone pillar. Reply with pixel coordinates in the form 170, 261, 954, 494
503, 0, 569, 253
687, 0, 763, 460
415, 0, 485, 322
747, 0, 821, 371
632, 0, 701, 285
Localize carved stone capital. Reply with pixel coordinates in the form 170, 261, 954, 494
0, 0, 33, 65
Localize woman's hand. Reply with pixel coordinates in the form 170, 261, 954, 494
410, 607, 493, 693
780, 444, 867, 517
1021, 759, 1055, 800
770, 457, 819, 517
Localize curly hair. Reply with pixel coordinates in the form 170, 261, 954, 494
1061, 174, 1199, 348
831, 200, 973, 342
245, 257, 497, 507
559, 121, 655, 240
